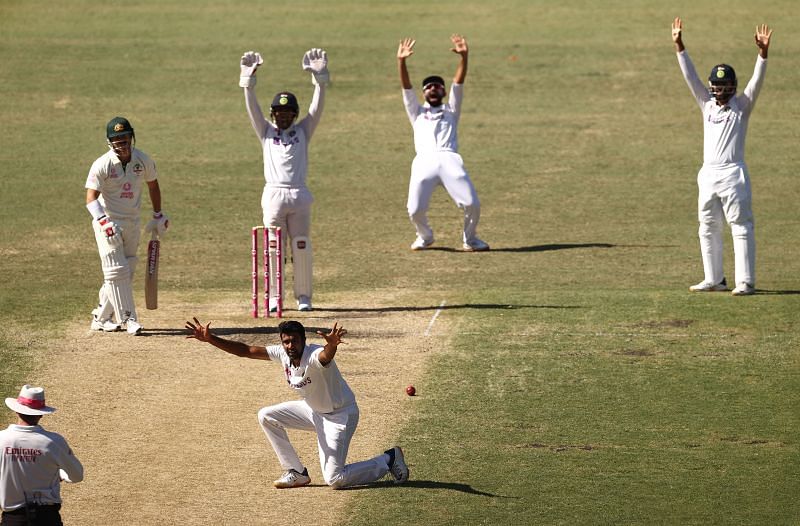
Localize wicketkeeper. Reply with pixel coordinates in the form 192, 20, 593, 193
240, 47, 329, 312
85, 116, 169, 334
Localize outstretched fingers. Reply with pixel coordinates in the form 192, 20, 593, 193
398, 38, 415, 59
755, 24, 772, 49
185, 317, 211, 341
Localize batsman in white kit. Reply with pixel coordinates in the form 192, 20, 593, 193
85, 117, 169, 335
672, 18, 773, 296
185, 318, 409, 489
397, 34, 489, 252
240, 47, 329, 312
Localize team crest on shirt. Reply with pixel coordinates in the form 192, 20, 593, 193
133, 163, 143, 175
120, 181, 134, 199
109, 167, 119, 179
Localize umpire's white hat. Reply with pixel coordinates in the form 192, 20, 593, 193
5, 385, 57, 416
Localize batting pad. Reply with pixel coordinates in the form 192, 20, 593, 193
107, 278, 137, 324
291, 236, 313, 299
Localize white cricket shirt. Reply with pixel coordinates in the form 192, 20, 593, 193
244, 84, 325, 188
85, 148, 158, 221
677, 51, 767, 168
266, 344, 356, 414
403, 83, 463, 154
0, 425, 83, 511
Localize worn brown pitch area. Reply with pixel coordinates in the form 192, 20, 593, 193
38, 290, 451, 525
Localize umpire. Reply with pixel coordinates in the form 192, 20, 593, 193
1, 385, 83, 526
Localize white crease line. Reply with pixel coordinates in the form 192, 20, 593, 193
424, 300, 447, 336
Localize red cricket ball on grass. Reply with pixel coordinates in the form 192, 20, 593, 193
406, 385, 416, 396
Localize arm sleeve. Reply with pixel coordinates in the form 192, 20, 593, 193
741, 55, 767, 113
299, 83, 325, 140
449, 83, 464, 119
244, 86, 269, 140
57, 440, 84, 483
676, 50, 710, 109
402, 89, 420, 125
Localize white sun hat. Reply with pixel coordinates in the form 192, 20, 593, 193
5, 385, 57, 416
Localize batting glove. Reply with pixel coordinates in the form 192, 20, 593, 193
302, 48, 329, 86
96, 216, 123, 247
145, 211, 170, 236
240, 51, 264, 88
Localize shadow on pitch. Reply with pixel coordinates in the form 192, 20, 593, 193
322, 303, 581, 313
424, 242, 616, 253
340, 479, 516, 498
751, 289, 800, 295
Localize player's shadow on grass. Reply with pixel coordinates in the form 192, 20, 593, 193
342, 479, 516, 498
425, 242, 616, 252
752, 289, 800, 295
322, 303, 581, 313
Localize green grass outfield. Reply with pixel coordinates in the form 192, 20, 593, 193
1, 0, 799, 523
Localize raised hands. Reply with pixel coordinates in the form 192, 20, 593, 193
397, 38, 415, 60
185, 317, 214, 343
302, 48, 329, 85
754, 24, 773, 57
672, 17, 685, 52
450, 34, 468, 56
318, 322, 347, 347
239, 51, 263, 88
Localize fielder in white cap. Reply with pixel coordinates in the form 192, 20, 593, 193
239, 47, 329, 312
397, 34, 489, 252
185, 318, 409, 489
1, 385, 83, 524
672, 18, 773, 296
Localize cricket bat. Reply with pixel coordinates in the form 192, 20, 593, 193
145, 230, 160, 309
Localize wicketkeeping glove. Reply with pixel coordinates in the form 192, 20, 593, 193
145, 211, 170, 236
240, 51, 264, 88
96, 216, 123, 247
302, 48, 329, 86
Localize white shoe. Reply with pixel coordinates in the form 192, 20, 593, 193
385, 446, 409, 484
731, 283, 755, 296
90, 319, 120, 332
125, 319, 143, 335
462, 238, 490, 252
273, 468, 311, 489
297, 296, 312, 312
410, 236, 434, 251
689, 278, 728, 292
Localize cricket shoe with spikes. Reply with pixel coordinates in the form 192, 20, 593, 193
731, 283, 755, 296
410, 236, 434, 251
273, 468, 311, 489
385, 446, 409, 483
462, 238, 490, 252
125, 319, 143, 336
689, 278, 728, 292
90, 308, 120, 332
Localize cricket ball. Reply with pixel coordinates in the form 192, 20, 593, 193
406, 385, 416, 396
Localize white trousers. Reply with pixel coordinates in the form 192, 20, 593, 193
257, 400, 390, 489
696, 164, 755, 287
407, 151, 481, 243
261, 186, 313, 301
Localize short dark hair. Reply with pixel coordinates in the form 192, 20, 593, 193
278, 320, 306, 338
18, 413, 42, 426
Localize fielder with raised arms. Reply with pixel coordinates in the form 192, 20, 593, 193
397, 34, 489, 252
85, 117, 169, 335
672, 18, 772, 296
185, 318, 409, 489
240, 48, 328, 312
